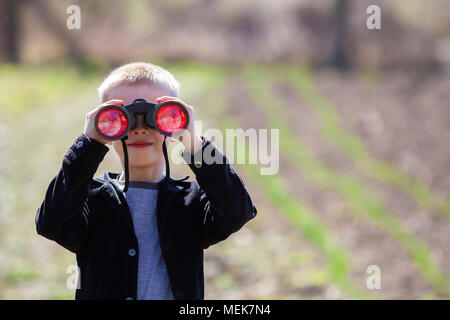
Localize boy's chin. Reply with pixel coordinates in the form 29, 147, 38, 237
127, 157, 163, 167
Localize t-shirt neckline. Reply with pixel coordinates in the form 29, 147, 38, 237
115, 175, 161, 190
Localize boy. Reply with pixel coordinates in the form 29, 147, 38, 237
35, 62, 257, 300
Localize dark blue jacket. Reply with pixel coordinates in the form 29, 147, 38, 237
35, 133, 257, 300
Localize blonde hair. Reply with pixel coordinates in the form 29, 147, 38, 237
97, 62, 180, 102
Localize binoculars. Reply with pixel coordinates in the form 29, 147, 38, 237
95, 98, 189, 141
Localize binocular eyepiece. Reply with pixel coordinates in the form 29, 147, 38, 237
95, 98, 190, 141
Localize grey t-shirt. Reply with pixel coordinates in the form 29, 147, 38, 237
114, 176, 174, 300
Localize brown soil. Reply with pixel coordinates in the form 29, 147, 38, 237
214, 71, 449, 299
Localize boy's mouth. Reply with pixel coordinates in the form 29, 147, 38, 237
128, 140, 154, 148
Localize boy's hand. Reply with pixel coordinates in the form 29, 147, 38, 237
83, 99, 124, 145
155, 96, 203, 154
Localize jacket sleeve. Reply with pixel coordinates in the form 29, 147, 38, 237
35, 133, 110, 253
182, 137, 257, 249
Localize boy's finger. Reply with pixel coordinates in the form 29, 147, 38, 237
92, 100, 124, 113
102, 99, 124, 106
156, 96, 180, 103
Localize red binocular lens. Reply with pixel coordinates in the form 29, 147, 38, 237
94, 99, 189, 140
155, 103, 188, 134
96, 107, 129, 139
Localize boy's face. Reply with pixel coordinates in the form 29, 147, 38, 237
106, 82, 170, 171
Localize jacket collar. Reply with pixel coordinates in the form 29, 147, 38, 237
98, 172, 184, 239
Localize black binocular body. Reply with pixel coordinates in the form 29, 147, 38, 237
95, 98, 189, 141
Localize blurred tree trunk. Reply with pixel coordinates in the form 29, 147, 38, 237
0, 0, 20, 63
332, 0, 350, 69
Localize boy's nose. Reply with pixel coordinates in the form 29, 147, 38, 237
131, 115, 149, 135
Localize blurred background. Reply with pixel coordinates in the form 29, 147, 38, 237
0, 0, 449, 299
